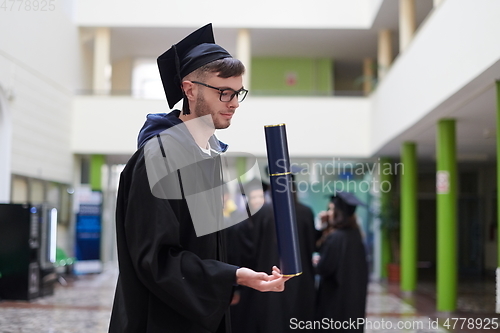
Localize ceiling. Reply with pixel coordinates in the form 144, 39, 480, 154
99, 0, 500, 164
107, 0, 433, 62
374, 59, 500, 163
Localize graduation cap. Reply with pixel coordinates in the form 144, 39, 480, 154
328, 191, 368, 217
157, 23, 232, 114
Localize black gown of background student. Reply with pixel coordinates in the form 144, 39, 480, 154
233, 201, 317, 333
315, 226, 368, 332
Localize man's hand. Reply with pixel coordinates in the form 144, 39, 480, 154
236, 266, 292, 292
230, 290, 240, 305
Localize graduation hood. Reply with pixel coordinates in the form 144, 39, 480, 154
137, 110, 228, 153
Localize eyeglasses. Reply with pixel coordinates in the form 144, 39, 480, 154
191, 81, 248, 103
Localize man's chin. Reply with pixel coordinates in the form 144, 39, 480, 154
215, 121, 231, 130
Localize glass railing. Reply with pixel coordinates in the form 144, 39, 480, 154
248, 90, 366, 97
75, 89, 368, 98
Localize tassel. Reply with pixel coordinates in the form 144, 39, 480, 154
173, 45, 182, 85
173, 45, 190, 115
182, 94, 190, 115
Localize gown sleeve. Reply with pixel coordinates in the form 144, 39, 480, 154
118, 149, 237, 331
315, 232, 343, 281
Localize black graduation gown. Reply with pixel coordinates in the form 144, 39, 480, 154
315, 227, 368, 332
109, 124, 238, 332
233, 202, 317, 333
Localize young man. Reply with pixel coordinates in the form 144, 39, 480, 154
108, 24, 290, 333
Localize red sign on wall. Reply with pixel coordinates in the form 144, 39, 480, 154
285, 72, 297, 86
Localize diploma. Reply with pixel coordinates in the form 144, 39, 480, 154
264, 124, 302, 277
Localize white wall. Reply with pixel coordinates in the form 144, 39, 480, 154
75, 0, 382, 29
371, 0, 500, 154
72, 96, 169, 154
0, 2, 80, 90
0, 87, 12, 202
0, 1, 81, 183
218, 97, 371, 158
72, 96, 372, 158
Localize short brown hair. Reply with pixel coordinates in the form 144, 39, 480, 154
186, 58, 245, 81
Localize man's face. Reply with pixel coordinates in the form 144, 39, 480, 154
193, 74, 243, 130
248, 189, 265, 212
327, 203, 335, 223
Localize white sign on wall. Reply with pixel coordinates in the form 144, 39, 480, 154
436, 170, 450, 194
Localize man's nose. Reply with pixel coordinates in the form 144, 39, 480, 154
228, 96, 239, 108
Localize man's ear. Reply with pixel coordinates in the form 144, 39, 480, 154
181, 80, 196, 101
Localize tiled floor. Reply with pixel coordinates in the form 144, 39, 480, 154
371, 277, 500, 333
0, 267, 498, 332
365, 283, 446, 333
0, 267, 117, 333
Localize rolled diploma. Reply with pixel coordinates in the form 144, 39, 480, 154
264, 124, 302, 277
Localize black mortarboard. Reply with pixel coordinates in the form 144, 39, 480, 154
157, 24, 232, 114
328, 191, 367, 217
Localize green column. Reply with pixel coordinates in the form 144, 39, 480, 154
496, 81, 500, 268
436, 119, 457, 312
401, 142, 417, 292
90, 154, 105, 191
380, 157, 393, 279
